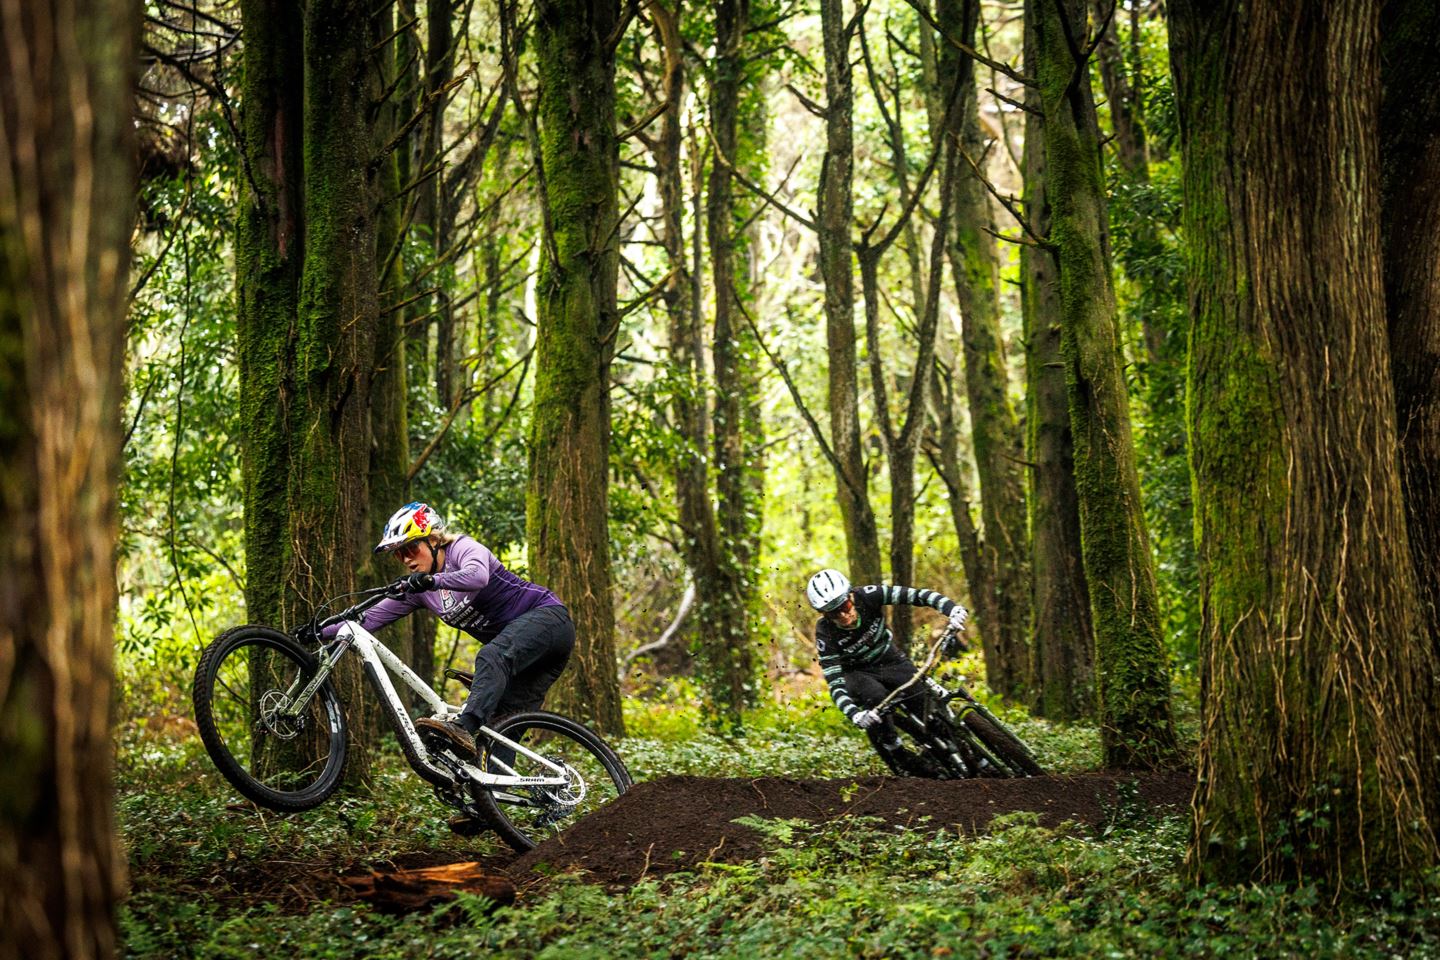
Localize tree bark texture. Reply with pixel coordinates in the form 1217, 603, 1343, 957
1022, 10, 1093, 721
0, 0, 136, 953
237, 0, 304, 628
818, 0, 882, 584
1380, 0, 1440, 654
367, 1, 416, 704
1172, 0, 1440, 886
284, 0, 394, 779
936, 0, 1031, 701
708, 0, 768, 676
649, 0, 754, 724
1032, 0, 1174, 766
529, 0, 625, 735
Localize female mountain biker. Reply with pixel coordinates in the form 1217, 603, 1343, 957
806, 568, 968, 772
321, 501, 573, 763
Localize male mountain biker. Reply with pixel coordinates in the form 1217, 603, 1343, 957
806, 568, 968, 772
321, 502, 573, 764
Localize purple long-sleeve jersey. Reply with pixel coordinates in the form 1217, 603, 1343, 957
324, 535, 561, 644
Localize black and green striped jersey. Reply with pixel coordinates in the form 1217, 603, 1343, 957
815, 585, 959, 720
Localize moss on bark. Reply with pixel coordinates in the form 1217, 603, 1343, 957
1031, 0, 1174, 765
1173, 0, 1440, 888
528, 0, 625, 736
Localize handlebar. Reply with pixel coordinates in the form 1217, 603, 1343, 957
307, 580, 410, 635
873, 625, 961, 717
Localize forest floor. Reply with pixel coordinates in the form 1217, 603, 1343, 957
118, 700, 1440, 957
204, 770, 1193, 911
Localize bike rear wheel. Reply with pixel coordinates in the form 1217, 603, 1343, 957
192, 625, 348, 811
471, 711, 632, 852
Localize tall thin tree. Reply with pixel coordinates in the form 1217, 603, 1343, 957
934, 0, 1031, 699
1021, 5, 1093, 721
1030, 0, 1174, 766
817, 0, 882, 584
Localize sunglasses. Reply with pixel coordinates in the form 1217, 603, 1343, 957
395, 540, 428, 559
823, 596, 855, 620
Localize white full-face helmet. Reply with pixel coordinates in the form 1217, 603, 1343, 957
806, 568, 852, 612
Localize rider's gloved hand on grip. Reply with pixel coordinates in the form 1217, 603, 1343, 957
941, 632, 968, 658
852, 709, 881, 730
402, 571, 436, 593
947, 605, 969, 632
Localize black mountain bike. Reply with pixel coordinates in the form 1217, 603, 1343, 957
191, 581, 632, 852
873, 628, 1044, 779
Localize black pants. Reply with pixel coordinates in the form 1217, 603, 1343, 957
842, 652, 928, 754
461, 604, 574, 727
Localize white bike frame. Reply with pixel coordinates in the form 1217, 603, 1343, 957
289, 619, 572, 792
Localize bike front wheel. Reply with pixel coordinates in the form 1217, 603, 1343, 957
471, 711, 632, 853
961, 709, 1044, 777
192, 625, 348, 811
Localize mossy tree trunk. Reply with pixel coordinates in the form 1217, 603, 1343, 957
1172, 0, 1440, 887
1031, 0, 1174, 766
1021, 7, 1093, 722
818, 0, 882, 584
709, 0, 768, 685
281, 0, 394, 782
935, 0, 1031, 700
237, 0, 304, 628
366, 0, 415, 703
528, 0, 625, 736
0, 0, 135, 952
1380, 0, 1440, 653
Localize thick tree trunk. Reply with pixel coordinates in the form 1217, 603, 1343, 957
1172, 0, 1440, 886
1032, 0, 1174, 766
1380, 0, 1440, 653
285, 0, 391, 781
818, 0, 881, 583
529, 0, 625, 735
1021, 11, 1093, 720
0, 0, 135, 953
936, 0, 1031, 701
237, 0, 304, 628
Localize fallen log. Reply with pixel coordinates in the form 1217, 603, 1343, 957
339, 862, 516, 914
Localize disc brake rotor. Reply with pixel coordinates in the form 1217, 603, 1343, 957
258, 689, 304, 740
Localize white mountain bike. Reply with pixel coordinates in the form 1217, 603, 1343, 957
191, 582, 632, 852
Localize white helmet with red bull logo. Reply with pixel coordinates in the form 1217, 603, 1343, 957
374, 501, 446, 554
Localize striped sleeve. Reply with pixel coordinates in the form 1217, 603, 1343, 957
880, 585, 956, 615
820, 649, 861, 720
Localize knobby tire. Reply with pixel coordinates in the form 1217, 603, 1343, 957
192, 625, 349, 812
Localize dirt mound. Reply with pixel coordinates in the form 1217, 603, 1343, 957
510, 770, 1194, 887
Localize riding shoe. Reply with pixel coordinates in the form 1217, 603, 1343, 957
415, 717, 479, 762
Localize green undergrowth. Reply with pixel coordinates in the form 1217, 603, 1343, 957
118, 694, 1426, 959
121, 797, 1440, 959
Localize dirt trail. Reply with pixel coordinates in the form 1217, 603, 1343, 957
507, 770, 1193, 887
198, 771, 1193, 909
